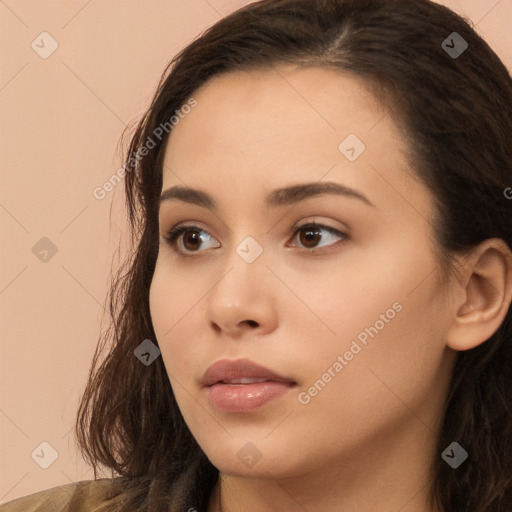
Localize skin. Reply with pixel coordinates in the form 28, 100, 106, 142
149, 65, 512, 512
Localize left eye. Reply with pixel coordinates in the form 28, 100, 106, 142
162, 222, 348, 255
288, 222, 348, 251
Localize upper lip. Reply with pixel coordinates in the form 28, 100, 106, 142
201, 358, 296, 387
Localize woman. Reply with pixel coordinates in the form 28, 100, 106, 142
2, 0, 511, 511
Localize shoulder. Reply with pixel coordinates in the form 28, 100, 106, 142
0, 478, 121, 512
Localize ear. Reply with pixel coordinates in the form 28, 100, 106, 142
445, 238, 512, 351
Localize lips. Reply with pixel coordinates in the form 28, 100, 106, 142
201, 358, 296, 387
201, 358, 297, 413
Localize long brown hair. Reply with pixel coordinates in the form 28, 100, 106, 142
75, 1, 512, 510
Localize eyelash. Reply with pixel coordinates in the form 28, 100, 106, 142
162, 221, 349, 257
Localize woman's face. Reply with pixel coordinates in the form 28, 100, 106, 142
149, 65, 458, 480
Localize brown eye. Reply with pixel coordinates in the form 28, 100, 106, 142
164, 225, 219, 254
290, 222, 348, 251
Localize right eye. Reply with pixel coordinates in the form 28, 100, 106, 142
163, 224, 220, 256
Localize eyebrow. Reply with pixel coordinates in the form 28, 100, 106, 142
159, 181, 375, 210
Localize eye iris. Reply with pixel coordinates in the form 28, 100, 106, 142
183, 230, 202, 251
300, 227, 322, 248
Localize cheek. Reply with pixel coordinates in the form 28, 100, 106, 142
314, 272, 449, 419
149, 262, 203, 377
289, 239, 448, 408
275, 257, 404, 348
288, 281, 449, 457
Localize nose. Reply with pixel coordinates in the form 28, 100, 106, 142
203, 246, 279, 337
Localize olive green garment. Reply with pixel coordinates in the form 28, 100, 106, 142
0, 479, 117, 512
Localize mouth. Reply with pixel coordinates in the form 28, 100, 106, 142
201, 358, 297, 412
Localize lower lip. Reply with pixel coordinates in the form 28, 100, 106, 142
206, 381, 295, 412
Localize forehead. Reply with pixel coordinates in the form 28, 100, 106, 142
160, 64, 430, 218
164, 65, 387, 163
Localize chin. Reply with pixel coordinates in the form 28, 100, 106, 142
201, 439, 306, 479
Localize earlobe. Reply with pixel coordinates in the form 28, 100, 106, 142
445, 238, 512, 352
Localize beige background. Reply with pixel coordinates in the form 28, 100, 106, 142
0, 0, 510, 504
